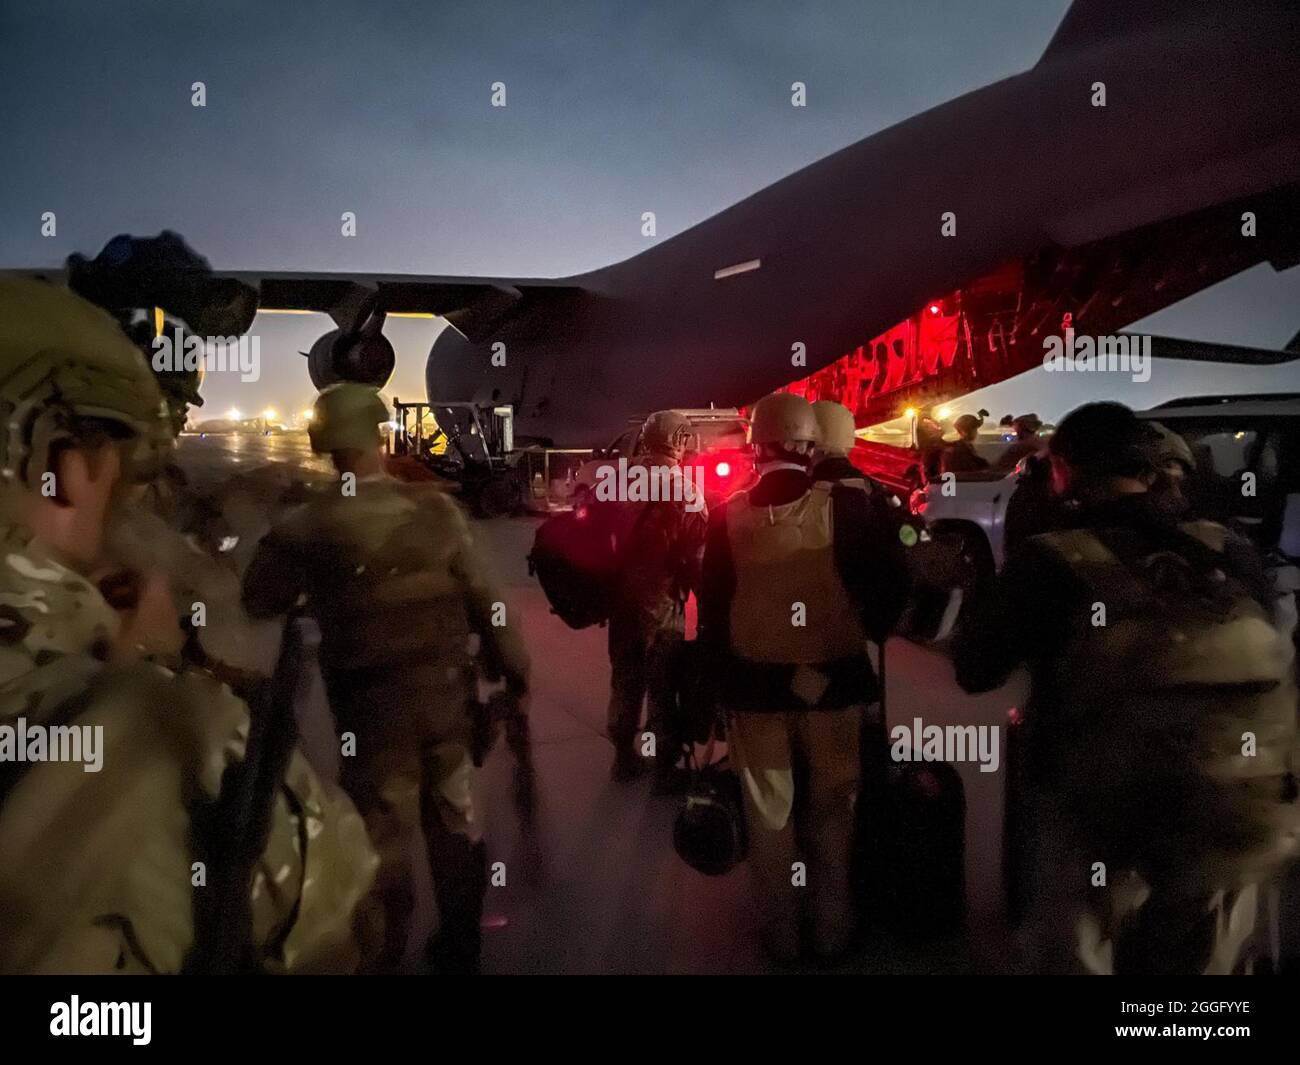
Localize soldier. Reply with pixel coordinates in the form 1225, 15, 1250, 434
0, 279, 376, 974
810, 400, 868, 488
955, 402, 1300, 973
605, 410, 708, 788
699, 392, 909, 962
242, 383, 530, 974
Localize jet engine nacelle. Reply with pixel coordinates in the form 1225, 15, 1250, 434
305, 325, 395, 390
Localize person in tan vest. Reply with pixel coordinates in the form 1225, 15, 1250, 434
699, 392, 909, 963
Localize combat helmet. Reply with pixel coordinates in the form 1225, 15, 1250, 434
811, 399, 857, 455
0, 279, 168, 488
308, 383, 390, 454
750, 392, 817, 447
640, 410, 693, 458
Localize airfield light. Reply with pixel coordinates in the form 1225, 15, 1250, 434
903, 407, 917, 419
227, 408, 241, 421
937, 405, 952, 420
302, 409, 314, 422
263, 408, 277, 421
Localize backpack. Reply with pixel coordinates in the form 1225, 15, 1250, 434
1034, 522, 1299, 887
527, 499, 650, 630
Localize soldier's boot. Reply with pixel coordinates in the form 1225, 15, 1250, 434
426, 837, 488, 975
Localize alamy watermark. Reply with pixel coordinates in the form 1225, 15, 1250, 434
890, 717, 999, 773
1043, 330, 1151, 383
0, 717, 103, 772
593, 458, 704, 513
151, 326, 260, 383
50, 996, 151, 1045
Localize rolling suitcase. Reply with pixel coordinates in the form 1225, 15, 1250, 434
854, 641, 967, 938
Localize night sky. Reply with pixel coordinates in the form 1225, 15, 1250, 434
2, 0, 1297, 424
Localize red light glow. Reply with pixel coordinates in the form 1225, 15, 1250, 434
715, 461, 731, 478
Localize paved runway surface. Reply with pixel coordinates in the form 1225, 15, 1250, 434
178, 432, 1028, 974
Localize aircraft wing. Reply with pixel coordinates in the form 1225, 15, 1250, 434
220, 270, 582, 342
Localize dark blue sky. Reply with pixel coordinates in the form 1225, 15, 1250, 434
2, 0, 1296, 421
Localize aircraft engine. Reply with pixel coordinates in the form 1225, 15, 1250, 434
304, 321, 395, 390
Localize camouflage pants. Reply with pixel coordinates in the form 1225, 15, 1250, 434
726, 707, 863, 956
606, 604, 685, 762
338, 709, 485, 974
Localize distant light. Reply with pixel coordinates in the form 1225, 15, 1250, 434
1234, 431, 1246, 440
301, 409, 314, 422
928, 303, 941, 315
937, 406, 952, 420
263, 408, 276, 420
904, 407, 917, 419
715, 461, 731, 478
227, 408, 241, 420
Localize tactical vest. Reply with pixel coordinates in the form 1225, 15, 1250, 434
1033, 522, 1299, 889
726, 483, 867, 664
292, 480, 477, 716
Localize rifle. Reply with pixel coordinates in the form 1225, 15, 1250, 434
472, 687, 537, 827
187, 612, 304, 973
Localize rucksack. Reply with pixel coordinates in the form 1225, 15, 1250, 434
1034, 522, 1299, 887
527, 499, 648, 630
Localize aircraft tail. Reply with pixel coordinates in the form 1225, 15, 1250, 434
1037, 0, 1289, 66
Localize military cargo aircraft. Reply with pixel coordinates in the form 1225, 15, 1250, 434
10, 0, 1300, 453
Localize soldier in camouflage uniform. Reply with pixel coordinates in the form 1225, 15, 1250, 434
606, 410, 708, 787
242, 383, 531, 974
0, 279, 377, 974
956, 403, 1300, 973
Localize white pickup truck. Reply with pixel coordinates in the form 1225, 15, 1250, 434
918, 394, 1300, 579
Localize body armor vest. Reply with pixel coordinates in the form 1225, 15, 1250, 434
726, 483, 867, 664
